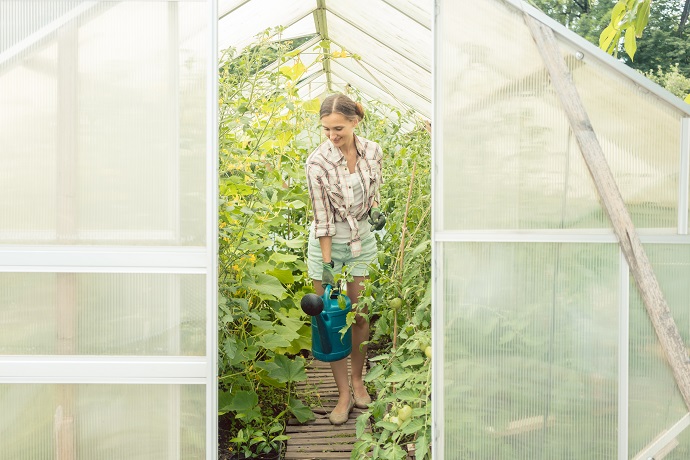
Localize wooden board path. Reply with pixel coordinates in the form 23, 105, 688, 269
284, 358, 370, 459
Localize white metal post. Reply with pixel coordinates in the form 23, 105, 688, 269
431, 1, 444, 459
206, 0, 219, 458
618, 249, 629, 460
679, 118, 690, 235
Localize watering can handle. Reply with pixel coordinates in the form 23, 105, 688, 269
314, 284, 334, 355
314, 314, 332, 355
323, 284, 333, 299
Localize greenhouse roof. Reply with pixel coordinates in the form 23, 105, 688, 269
219, 0, 433, 120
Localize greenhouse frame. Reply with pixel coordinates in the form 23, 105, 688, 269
4, 0, 690, 459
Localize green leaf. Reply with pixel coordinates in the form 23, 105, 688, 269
624, 25, 637, 60
218, 389, 234, 414
634, 0, 650, 36
394, 389, 422, 401
364, 364, 386, 382
273, 324, 300, 343
368, 353, 391, 362
599, 24, 619, 54
288, 396, 315, 423
385, 371, 415, 383
266, 268, 294, 284
268, 354, 307, 383
269, 252, 299, 265
376, 420, 400, 431
303, 97, 320, 113
244, 273, 286, 300
415, 433, 430, 460
223, 337, 238, 360
287, 199, 307, 209
684, 94, 690, 104
257, 332, 291, 350
227, 391, 258, 411
274, 236, 305, 249
610, 1, 627, 26
401, 417, 425, 435
401, 356, 425, 367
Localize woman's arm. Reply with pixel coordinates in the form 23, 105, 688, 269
319, 235, 333, 263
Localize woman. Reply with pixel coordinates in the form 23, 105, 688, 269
305, 93, 386, 425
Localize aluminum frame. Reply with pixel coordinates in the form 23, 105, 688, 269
0, 1, 219, 458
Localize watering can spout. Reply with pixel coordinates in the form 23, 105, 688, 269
300, 285, 352, 362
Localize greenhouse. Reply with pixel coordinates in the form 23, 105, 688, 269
3, 0, 690, 459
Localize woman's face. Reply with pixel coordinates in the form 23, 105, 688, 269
321, 112, 358, 149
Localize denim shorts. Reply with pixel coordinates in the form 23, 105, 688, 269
307, 229, 378, 279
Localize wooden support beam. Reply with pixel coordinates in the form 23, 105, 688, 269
524, 14, 690, 410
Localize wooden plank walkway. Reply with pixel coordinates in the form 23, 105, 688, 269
284, 358, 369, 459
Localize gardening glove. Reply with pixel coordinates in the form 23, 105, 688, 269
321, 261, 335, 287
368, 206, 386, 231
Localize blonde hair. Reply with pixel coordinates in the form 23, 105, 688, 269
319, 93, 365, 121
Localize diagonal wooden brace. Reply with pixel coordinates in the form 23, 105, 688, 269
524, 14, 690, 410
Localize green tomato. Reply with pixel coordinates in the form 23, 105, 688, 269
398, 405, 412, 422
390, 416, 402, 428
390, 297, 403, 309
424, 345, 432, 359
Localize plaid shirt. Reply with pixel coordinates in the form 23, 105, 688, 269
306, 135, 383, 257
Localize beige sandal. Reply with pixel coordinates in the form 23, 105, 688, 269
353, 392, 371, 409
329, 396, 355, 425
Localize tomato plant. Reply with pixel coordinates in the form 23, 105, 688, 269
218, 30, 432, 459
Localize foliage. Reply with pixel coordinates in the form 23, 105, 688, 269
218, 29, 432, 459
644, 63, 690, 99
351, 110, 432, 458
599, 0, 651, 60
217, 29, 321, 456
534, 0, 690, 100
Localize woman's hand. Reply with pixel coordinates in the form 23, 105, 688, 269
368, 206, 386, 231
322, 261, 336, 287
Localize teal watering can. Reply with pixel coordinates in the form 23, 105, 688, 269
300, 284, 352, 362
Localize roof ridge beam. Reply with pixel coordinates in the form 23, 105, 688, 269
314, 0, 333, 92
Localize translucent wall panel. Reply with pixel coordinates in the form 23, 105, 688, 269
0, 384, 205, 460
0, 273, 205, 355
440, 0, 684, 231
0, 1, 207, 245
443, 242, 619, 459
0, 1, 82, 51
628, 244, 690, 458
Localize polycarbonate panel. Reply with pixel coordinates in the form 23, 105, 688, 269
564, 38, 682, 230
0, 1, 82, 52
628, 244, 690, 458
281, 14, 317, 41
326, 11, 431, 102
385, 0, 432, 29
0, 1, 207, 245
441, 0, 684, 231
332, 58, 431, 118
217, 0, 312, 51
0, 384, 205, 460
327, 0, 430, 71
443, 242, 620, 459
0, 273, 205, 355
